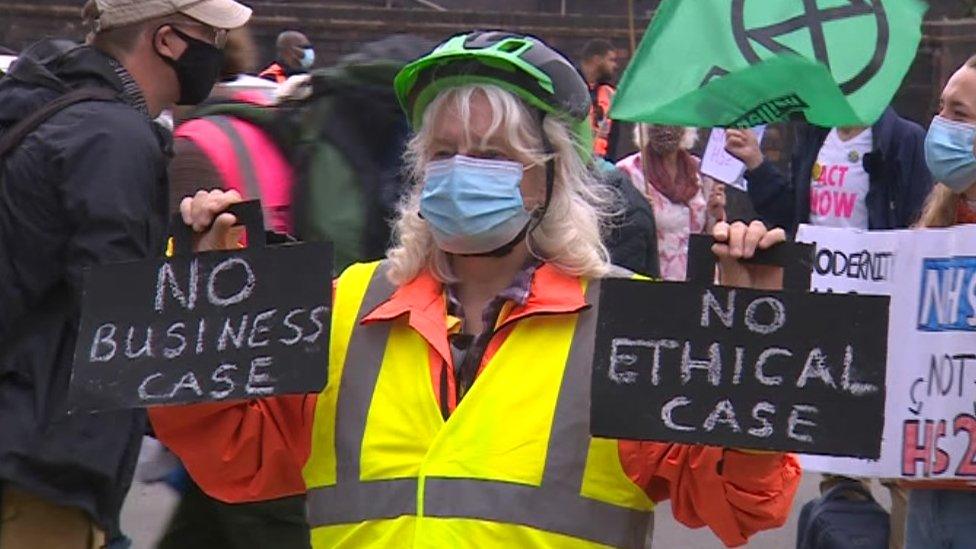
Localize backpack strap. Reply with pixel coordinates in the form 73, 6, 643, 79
203, 115, 267, 229
0, 87, 119, 159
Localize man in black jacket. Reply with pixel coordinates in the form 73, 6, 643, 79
0, 0, 250, 546
725, 107, 933, 234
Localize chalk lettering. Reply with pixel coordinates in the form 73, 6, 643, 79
217, 315, 249, 351
207, 257, 256, 307
787, 405, 818, 443
840, 345, 878, 396
172, 372, 203, 397
680, 342, 722, 386
797, 348, 837, 389
608, 338, 678, 385
732, 347, 745, 385
125, 326, 153, 359
304, 306, 328, 344
210, 364, 237, 399
744, 297, 786, 335
163, 322, 187, 359
246, 357, 275, 396
701, 289, 735, 329
90, 323, 118, 362
661, 396, 696, 432
248, 309, 277, 348
703, 399, 741, 433
155, 260, 198, 312
280, 308, 305, 346
138, 372, 166, 401
755, 347, 791, 386
749, 402, 776, 438
195, 319, 206, 354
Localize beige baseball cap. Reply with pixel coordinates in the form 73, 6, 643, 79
92, 0, 252, 32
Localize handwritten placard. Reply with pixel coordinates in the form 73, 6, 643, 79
590, 236, 889, 457
797, 225, 976, 481
69, 201, 332, 412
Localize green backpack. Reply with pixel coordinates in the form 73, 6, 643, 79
189, 35, 433, 272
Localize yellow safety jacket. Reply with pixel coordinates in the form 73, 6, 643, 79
301, 261, 654, 548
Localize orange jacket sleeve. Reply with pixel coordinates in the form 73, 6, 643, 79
618, 441, 801, 547
148, 394, 316, 503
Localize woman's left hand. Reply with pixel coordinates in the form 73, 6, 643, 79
711, 220, 786, 290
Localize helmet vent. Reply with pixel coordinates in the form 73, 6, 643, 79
497, 40, 525, 54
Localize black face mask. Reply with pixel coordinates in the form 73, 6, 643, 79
157, 27, 224, 106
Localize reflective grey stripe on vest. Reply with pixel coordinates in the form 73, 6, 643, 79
306, 274, 652, 548
305, 262, 416, 526
207, 116, 267, 229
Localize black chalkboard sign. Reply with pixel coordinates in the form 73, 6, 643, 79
591, 235, 889, 458
68, 201, 332, 413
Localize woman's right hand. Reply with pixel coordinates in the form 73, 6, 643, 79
179, 189, 244, 252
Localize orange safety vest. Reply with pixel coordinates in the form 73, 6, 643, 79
590, 83, 615, 158
258, 62, 288, 84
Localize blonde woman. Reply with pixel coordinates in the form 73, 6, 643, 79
150, 31, 799, 548
617, 125, 726, 281
901, 56, 976, 549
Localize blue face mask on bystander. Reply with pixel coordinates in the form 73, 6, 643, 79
925, 115, 976, 193
300, 47, 315, 70
419, 155, 531, 255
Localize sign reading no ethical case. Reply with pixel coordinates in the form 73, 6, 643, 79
590, 238, 890, 457
69, 202, 332, 413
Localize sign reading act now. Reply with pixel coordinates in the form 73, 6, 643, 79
591, 237, 890, 458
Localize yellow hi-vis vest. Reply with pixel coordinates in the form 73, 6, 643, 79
302, 261, 654, 548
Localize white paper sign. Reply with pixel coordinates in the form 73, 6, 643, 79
700, 126, 765, 190
795, 224, 976, 484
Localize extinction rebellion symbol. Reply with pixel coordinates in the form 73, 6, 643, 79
730, 0, 889, 96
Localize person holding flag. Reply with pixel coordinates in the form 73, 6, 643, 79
149, 30, 800, 548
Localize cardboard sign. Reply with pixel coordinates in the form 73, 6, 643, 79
796, 225, 976, 482
699, 126, 765, 190
590, 235, 890, 458
69, 201, 332, 413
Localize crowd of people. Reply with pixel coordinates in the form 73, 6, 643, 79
0, 0, 973, 548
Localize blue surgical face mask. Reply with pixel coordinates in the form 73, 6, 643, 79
300, 47, 315, 70
420, 155, 531, 255
925, 115, 976, 193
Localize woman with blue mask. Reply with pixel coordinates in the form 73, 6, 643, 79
919, 55, 976, 228
905, 56, 976, 549
151, 31, 801, 548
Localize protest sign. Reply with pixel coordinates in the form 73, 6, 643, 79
590, 236, 890, 457
69, 201, 332, 413
611, 0, 926, 128
700, 126, 765, 189
796, 224, 976, 482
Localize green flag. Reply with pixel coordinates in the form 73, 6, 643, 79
611, 0, 927, 128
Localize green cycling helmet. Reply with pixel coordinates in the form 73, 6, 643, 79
394, 30, 594, 155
